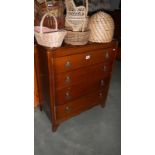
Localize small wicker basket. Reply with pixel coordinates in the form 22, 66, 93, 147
64, 30, 89, 45
34, 12, 67, 48
88, 11, 115, 43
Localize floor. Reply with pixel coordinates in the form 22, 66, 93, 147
34, 60, 121, 155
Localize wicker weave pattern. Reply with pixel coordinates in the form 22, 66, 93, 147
65, 17, 89, 32
34, 12, 67, 48
64, 30, 89, 45
65, 0, 89, 32
88, 12, 114, 43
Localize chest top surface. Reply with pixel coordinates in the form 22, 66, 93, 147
44, 41, 117, 58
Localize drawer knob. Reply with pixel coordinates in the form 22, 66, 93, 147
101, 80, 104, 86
105, 52, 109, 59
99, 92, 103, 97
85, 54, 91, 60
65, 76, 71, 83
65, 61, 72, 68
65, 91, 71, 100
113, 48, 116, 51
103, 65, 107, 72
65, 106, 71, 113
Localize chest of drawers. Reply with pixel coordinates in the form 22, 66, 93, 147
36, 41, 117, 132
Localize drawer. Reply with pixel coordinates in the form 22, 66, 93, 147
56, 89, 108, 121
55, 77, 110, 105
55, 63, 112, 90
54, 48, 114, 73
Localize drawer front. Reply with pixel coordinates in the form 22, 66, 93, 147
56, 89, 108, 121
55, 77, 110, 105
54, 48, 114, 73
55, 63, 112, 90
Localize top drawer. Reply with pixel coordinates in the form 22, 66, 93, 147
53, 48, 115, 73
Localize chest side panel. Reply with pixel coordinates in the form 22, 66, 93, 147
37, 45, 51, 119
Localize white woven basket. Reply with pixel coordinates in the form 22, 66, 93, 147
88, 11, 114, 43
65, 0, 89, 32
34, 12, 67, 48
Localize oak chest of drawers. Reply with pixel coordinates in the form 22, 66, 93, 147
36, 41, 117, 132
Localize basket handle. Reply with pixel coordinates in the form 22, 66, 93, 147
40, 12, 58, 34
84, 0, 88, 16
65, 0, 88, 16
65, 0, 76, 11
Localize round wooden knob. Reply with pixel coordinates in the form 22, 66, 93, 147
99, 92, 103, 97
65, 106, 71, 113
65, 76, 71, 83
101, 80, 104, 86
65, 91, 71, 100
103, 65, 107, 72
105, 52, 109, 59
65, 61, 72, 68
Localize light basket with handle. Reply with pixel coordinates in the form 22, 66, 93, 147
65, 0, 89, 32
34, 12, 67, 48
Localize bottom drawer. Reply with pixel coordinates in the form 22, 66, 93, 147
56, 88, 109, 122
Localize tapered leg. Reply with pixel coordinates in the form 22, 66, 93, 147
100, 103, 106, 108
39, 104, 43, 111
52, 124, 59, 132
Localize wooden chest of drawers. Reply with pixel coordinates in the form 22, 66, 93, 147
36, 41, 117, 132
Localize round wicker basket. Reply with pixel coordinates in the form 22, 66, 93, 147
88, 11, 114, 43
64, 30, 89, 45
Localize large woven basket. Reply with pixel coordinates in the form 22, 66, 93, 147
65, 0, 89, 32
64, 30, 89, 45
88, 11, 115, 43
34, 12, 67, 48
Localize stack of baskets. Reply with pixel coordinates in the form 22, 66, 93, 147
64, 0, 89, 45
34, 1, 115, 48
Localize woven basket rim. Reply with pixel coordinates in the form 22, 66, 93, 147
66, 30, 89, 33
34, 26, 66, 34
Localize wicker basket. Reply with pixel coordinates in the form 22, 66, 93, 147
37, 0, 65, 29
39, 0, 64, 17
34, 12, 67, 48
65, 0, 89, 32
65, 17, 89, 32
64, 30, 89, 45
88, 11, 114, 43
